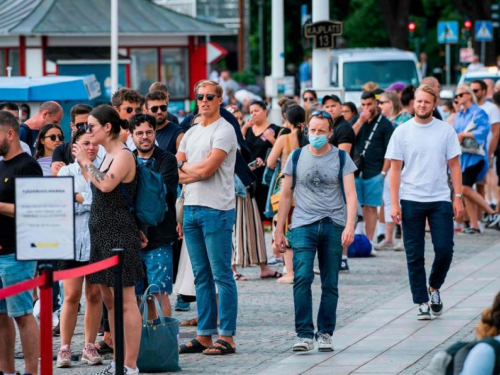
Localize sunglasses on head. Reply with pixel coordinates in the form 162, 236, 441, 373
75, 122, 88, 130
310, 110, 332, 119
44, 134, 64, 142
303, 97, 315, 102
196, 94, 218, 101
454, 92, 468, 99
123, 106, 142, 114
150, 105, 167, 113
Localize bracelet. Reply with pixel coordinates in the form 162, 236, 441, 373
381, 171, 387, 176
454, 193, 463, 199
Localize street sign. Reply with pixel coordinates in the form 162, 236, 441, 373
459, 48, 474, 63
438, 21, 459, 44
207, 41, 228, 64
475, 20, 494, 41
304, 20, 342, 49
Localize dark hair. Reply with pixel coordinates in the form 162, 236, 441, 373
476, 292, 500, 339
0, 102, 19, 112
302, 89, 317, 100
191, 113, 202, 127
249, 100, 267, 110
0, 111, 19, 132
401, 85, 416, 107
111, 88, 144, 107
280, 99, 297, 118
442, 100, 454, 112
70, 104, 93, 123
34, 124, 63, 159
128, 114, 157, 132
470, 79, 487, 92
145, 90, 167, 107
90, 104, 127, 138
361, 91, 376, 101
343, 102, 358, 115
286, 105, 306, 146
493, 91, 500, 106
69, 127, 89, 163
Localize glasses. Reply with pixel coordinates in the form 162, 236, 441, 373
44, 134, 64, 142
303, 97, 315, 102
454, 92, 469, 99
310, 110, 332, 119
134, 130, 154, 138
122, 106, 142, 114
75, 122, 88, 130
149, 105, 167, 113
378, 100, 390, 105
86, 123, 101, 133
472, 89, 483, 93
196, 94, 218, 101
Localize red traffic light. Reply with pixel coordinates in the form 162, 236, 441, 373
464, 20, 472, 30
408, 22, 416, 32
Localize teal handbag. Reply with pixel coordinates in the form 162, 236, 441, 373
137, 285, 181, 372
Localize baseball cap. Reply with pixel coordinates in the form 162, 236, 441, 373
321, 94, 342, 105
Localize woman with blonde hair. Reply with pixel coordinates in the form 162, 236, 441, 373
378, 91, 411, 127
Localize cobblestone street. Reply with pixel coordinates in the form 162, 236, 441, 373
15, 229, 500, 374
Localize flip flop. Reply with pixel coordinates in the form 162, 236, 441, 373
180, 317, 198, 327
179, 338, 208, 354
203, 339, 236, 355
260, 271, 283, 279
95, 340, 113, 355
234, 274, 248, 281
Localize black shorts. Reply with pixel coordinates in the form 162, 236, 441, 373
496, 156, 500, 186
463, 160, 485, 187
57, 260, 89, 271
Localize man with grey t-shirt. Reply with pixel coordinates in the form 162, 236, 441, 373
275, 111, 357, 353
176, 80, 238, 355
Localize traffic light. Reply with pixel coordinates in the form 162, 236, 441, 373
464, 19, 472, 39
408, 21, 416, 35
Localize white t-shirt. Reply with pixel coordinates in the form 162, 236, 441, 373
179, 116, 237, 211
385, 118, 461, 202
480, 101, 500, 147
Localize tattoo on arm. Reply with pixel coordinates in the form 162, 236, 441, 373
84, 164, 112, 184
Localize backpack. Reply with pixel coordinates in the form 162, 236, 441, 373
20, 123, 33, 150
119, 153, 168, 227
427, 337, 500, 375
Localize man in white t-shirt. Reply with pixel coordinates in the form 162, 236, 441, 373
470, 79, 500, 227
176, 80, 238, 355
386, 85, 463, 321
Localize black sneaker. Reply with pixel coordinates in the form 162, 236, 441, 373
417, 304, 431, 320
429, 289, 443, 316
340, 258, 349, 272
376, 234, 385, 244
463, 227, 480, 234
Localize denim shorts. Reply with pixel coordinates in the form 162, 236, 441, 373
355, 174, 384, 207
135, 243, 173, 296
0, 254, 37, 318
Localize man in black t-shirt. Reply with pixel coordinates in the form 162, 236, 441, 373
352, 91, 394, 243
0, 111, 42, 375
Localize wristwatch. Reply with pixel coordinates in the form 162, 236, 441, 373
381, 171, 387, 177
177, 160, 185, 170
454, 193, 463, 199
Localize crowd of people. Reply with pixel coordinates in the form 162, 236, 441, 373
1, 72, 500, 374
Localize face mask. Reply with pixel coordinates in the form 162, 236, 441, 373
308, 134, 328, 149
442, 111, 450, 120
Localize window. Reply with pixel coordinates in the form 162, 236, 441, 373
0, 50, 5, 76
343, 61, 420, 91
8, 50, 19, 76
161, 48, 189, 99
130, 49, 158, 94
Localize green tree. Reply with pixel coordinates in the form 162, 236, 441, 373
343, 0, 390, 47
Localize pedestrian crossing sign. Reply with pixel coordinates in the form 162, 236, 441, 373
438, 21, 459, 44
475, 21, 493, 42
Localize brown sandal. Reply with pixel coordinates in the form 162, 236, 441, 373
180, 317, 198, 326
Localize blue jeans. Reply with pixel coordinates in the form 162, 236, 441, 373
292, 217, 343, 339
135, 243, 174, 296
401, 200, 454, 304
183, 206, 237, 336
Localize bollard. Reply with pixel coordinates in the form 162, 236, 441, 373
112, 248, 125, 375
38, 263, 54, 375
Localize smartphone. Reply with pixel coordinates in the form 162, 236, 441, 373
248, 160, 258, 167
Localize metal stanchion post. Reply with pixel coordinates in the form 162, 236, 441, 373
112, 248, 125, 375
38, 263, 54, 375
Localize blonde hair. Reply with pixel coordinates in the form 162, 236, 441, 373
415, 84, 438, 104
194, 80, 223, 98
362, 81, 379, 92
457, 84, 477, 104
305, 102, 323, 123
381, 91, 403, 117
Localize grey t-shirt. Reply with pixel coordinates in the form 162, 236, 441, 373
282, 145, 357, 228
179, 116, 237, 211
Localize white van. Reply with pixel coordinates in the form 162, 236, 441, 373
328, 48, 421, 106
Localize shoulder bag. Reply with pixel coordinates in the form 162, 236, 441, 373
461, 112, 486, 156
353, 115, 383, 177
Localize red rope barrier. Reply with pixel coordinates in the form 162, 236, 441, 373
0, 273, 46, 300
54, 255, 119, 281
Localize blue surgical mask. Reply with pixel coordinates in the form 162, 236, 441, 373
308, 134, 328, 149
442, 111, 450, 120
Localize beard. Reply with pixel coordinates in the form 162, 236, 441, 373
415, 109, 434, 120
0, 138, 9, 157
156, 116, 167, 126
137, 144, 155, 154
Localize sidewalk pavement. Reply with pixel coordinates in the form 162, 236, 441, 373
13, 229, 500, 374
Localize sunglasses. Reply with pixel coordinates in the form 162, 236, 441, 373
150, 105, 167, 113
75, 122, 88, 130
303, 97, 315, 102
86, 123, 100, 133
196, 94, 218, 101
122, 106, 142, 114
454, 92, 469, 99
310, 110, 332, 119
378, 100, 390, 105
44, 134, 64, 142
472, 89, 483, 93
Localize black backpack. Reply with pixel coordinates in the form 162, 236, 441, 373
428, 337, 500, 375
20, 123, 33, 149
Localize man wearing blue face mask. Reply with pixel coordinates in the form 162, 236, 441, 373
274, 111, 358, 352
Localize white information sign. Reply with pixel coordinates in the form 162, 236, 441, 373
15, 177, 75, 261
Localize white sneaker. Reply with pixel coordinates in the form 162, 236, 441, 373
316, 333, 334, 352
93, 363, 115, 374
374, 240, 394, 251
370, 243, 377, 256
56, 345, 72, 368
33, 299, 41, 320
394, 240, 405, 251
124, 367, 139, 374
292, 338, 314, 352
